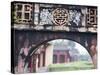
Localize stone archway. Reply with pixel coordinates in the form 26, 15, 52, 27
13, 29, 97, 72
25, 37, 96, 71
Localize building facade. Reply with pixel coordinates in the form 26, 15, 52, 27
53, 50, 70, 64
30, 43, 53, 72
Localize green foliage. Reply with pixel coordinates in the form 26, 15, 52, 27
48, 61, 94, 72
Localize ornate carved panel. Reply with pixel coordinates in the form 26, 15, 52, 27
68, 9, 83, 26
12, 2, 97, 32
86, 8, 97, 26
39, 7, 84, 26
14, 3, 33, 24
52, 8, 68, 25
39, 8, 53, 25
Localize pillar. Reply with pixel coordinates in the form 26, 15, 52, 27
57, 53, 60, 63
90, 38, 97, 68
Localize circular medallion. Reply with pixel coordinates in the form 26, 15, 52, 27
52, 8, 68, 25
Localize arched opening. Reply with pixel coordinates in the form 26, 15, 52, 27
25, 39, 94, 73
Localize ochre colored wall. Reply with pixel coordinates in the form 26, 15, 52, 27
45, 44, 53, 67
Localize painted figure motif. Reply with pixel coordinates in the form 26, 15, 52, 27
90, 38, 97, 68
69, 10, 82, 26
17, 38, 31, 73
40, 9, 53, 25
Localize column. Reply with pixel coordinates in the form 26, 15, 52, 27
90, 38, 97, 68
57, 53, 60, 63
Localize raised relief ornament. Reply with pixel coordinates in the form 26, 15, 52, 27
52, 8, 68, 25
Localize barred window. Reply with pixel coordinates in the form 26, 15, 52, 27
14, 3, 33, 23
